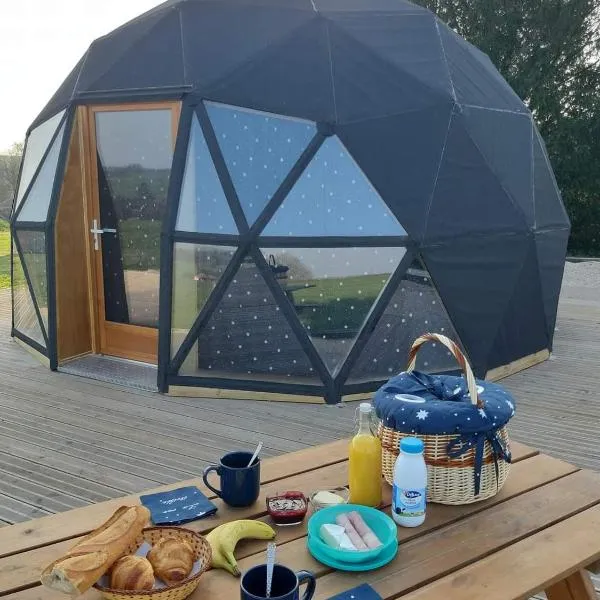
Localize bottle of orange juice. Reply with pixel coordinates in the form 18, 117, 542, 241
348, 403, 382, 507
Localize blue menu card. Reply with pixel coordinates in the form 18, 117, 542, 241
327, 584, 382, 600
140, 486, 218, 525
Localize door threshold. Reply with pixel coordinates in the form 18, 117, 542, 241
58, 354, 158, 392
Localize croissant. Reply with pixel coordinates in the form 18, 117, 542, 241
110, 556, 155, 591
147, 538, 195, 584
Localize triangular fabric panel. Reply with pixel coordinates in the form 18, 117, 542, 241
15, 230, 49, 332
533, 130, 569, 229
262, 246, 407, 375
263, 136, 406, 236
425, 110, 528, 240
17, 121, 66, 222
15, 110, 65, 211
77, 8, 184, 92
437, 24, 526, 114
176, 116, 238, 234
12, 241, 46, 347
535, 228, 569, 344
328, 13, 453, 100
328, 21, 450, 123
462, 106, 534, 226
179, 254, 318, 380
206, 102, 316, 226
182, 2, 314, 92
336, 102, 453, 240
171, 244, 237, 359
421, 233, 531, 376
206, 18, 336, 124
346, 257, 463, 384
486, 239, 549, 372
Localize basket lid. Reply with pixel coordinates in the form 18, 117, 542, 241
374, 371, 515, 435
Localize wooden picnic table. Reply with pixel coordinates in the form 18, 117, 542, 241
1, 439, 600, 599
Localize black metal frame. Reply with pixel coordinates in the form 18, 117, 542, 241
158, 98, 197, 392
12, 96, 467, 405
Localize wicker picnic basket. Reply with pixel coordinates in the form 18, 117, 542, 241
374, 333, 515, 505
94, 527, 211, 600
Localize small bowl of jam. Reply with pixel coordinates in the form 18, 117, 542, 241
266, 491, 308, 526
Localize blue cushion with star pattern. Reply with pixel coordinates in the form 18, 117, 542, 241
373, 370, 515, 436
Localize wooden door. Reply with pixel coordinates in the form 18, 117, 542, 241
86, 102, 180, 364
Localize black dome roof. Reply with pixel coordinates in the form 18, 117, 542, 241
36, 0, 525, 127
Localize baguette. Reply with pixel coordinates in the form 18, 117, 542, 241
40, 505, 151, 596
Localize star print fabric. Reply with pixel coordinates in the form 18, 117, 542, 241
374, 370, 516, 436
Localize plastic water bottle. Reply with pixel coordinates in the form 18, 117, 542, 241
392, 437, 427, 527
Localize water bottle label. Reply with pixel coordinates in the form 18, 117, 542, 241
393, 484, 426, 517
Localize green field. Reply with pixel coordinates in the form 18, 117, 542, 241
0, 219, 10, 289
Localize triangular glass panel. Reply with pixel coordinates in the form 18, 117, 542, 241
12, 241, 46, 347
15, 230, 48, 332
17, 121, 66, 222
262, 136, 406, 237
206, 101, 316, 226
261, 246, 406, 375
176, 116, 238, 234
171, 244, 237, 359
178, 253, 319, 382
346, 257, 462, 384
14, 110, 65, 212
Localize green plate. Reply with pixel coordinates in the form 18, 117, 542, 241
307, 534, 398, 572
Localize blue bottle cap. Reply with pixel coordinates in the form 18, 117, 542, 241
400, 437, 424, 454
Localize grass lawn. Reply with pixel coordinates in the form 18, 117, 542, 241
0, 219, 10, 289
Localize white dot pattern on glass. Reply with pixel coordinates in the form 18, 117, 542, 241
261, 247, 406, 375
348, 260, 462, 381
171, 244, 236, 358
206, 102, 316, 226
263, 135, 406, 237
193, 255, 316, 379
176, 116, 238, 234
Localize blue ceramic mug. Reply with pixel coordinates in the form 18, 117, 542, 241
202, 451, 260, 507
241, 564, 316, 600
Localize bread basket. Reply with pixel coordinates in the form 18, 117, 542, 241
94, 527, 211, 600
374, 333, 515, 505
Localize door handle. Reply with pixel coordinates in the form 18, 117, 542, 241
90, 219, 117, 250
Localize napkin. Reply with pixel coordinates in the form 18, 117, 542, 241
140, 486, 217, 525
326, 584, 382, 599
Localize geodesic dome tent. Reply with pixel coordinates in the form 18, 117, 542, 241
10, 0, 570, 403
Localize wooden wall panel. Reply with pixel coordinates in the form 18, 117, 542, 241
55, 112, 93, 362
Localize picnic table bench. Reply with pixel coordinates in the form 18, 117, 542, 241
1, 439, 600, 599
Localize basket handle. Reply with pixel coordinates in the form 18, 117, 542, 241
406, 333, 482, 408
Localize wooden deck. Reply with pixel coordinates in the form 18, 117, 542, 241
0, 284, 599, 526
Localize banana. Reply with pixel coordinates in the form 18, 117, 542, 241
206, 520, 276, 576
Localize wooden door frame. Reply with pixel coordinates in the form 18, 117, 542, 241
81, 101, 181, 364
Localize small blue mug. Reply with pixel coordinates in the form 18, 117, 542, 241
203, 451, 260, 507
241, 564, 316, 600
